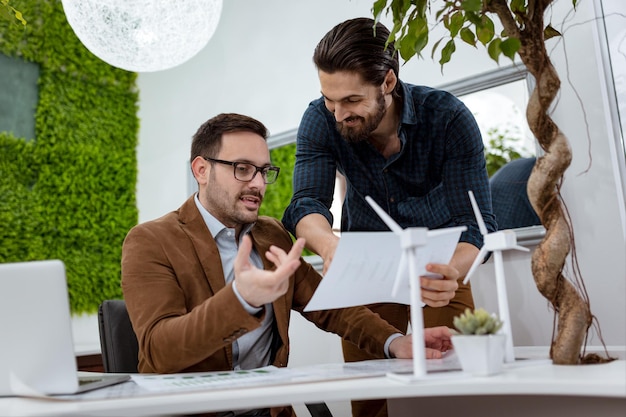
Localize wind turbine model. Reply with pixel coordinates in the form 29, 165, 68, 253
463, 190, 529, 363
364, 196, 429, 378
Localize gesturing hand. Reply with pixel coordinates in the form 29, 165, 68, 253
234, 236, 305, 307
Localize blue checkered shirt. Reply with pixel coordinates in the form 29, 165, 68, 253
282, 81, 497, 248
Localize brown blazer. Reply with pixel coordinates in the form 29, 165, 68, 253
121, 195, 400, 414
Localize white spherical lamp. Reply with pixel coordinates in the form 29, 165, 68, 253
61, 0, 223, 72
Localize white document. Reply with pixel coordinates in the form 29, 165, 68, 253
127, 356, 466, 393
130, 366, 293, 392
304, 227, 465, 312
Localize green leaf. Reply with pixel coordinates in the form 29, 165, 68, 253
465, 10, 482, 26
476, 15, 495, 45
414, 31, 429, 56
439, 39, 456, 68
460, 27, 476, 47
460, 0, 482, 13
399, 15, 429, 59
500, 37, 520, 60
407, 14, 428, 37
487, 38, 502, 63
399, 33, 418, 61
544, 24, 562, 40
390, 0, 411, 21
449, 11, 465, 38
510, 0, 526, 13
372, 0, 388, 19
430, 38, 444, 60
13, 8, 26, 25
414, 0, 428, 15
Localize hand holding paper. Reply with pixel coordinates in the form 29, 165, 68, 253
303, 195, 466, 380
303, 227, 466, 311
419, 263, 461, 308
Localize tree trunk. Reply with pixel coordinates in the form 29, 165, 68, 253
516, 2, 592, 364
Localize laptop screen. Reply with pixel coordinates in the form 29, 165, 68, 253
0, 260, 80, 396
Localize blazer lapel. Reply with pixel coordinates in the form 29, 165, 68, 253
178, 195, 226, 294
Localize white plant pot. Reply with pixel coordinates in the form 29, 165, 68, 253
451, 334, 506, 376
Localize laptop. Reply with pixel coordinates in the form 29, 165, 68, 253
0, 259, 129, 396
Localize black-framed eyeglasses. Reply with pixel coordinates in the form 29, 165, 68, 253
204, 157, 280, 184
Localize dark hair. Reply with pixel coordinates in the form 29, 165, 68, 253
313, 17, 401, 98
190, 113, 269, 163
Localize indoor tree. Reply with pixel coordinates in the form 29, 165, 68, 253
371, 0, 608, 364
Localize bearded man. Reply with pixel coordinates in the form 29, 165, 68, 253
282, 17, 497, 417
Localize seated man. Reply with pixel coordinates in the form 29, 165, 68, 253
121, 113, 453, 417
490, 157, 541, 230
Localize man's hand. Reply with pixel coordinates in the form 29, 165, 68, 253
234, 236, 304, 307
419, 263, 460, 307
388, 326, 453, 359
321, 237, 339, 275
423, 326, 453, 358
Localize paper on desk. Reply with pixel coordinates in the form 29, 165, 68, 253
129, 358, 464, 393
129, 362, 403, 392
304, 227, 465, 312
130, 366, 297, 392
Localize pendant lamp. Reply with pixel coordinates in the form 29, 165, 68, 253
61, 0, 223, 72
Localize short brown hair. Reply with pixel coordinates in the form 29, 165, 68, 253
190, 113, 269, 163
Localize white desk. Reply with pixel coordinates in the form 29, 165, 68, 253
2, 351, 624, 417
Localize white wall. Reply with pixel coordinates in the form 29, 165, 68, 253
135, 0, 503, 223
134, 0, 626, 368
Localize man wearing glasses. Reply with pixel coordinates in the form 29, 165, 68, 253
121, 113, 453, 417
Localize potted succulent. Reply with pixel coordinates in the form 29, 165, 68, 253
452, 308, 506, 376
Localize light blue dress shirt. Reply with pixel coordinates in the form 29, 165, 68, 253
194, 195, 274, 371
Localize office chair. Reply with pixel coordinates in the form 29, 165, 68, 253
490, 157, 541, 230
97, 300, 333, 417
98, 299, 139, 373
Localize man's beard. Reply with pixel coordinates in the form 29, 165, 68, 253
336, 92, 386, 143
206, 171, 263, 227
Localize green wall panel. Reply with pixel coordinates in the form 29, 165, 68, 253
0, 0, 138, 314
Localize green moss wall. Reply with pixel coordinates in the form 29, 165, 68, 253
261, 143, 296, 221
0, 0, 138, 314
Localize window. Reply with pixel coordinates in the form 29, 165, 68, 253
438, 65, 538, 177
0, 54, 39, 140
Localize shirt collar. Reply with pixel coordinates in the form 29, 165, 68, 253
194, 193, 254, 239
398, 79, 418, 126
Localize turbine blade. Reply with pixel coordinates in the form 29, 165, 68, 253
463, 247, 489, 285
365, 196, 403, 235
468, 190, 488, 236
391, 252, 407, 297
513, 245, 530, 252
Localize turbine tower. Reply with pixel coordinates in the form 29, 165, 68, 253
463, 190, 529, 363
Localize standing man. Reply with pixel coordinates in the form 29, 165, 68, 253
122, 113, 453, 417
282, 18, 497, 417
